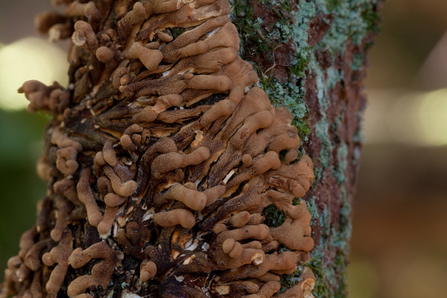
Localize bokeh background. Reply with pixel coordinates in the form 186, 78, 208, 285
0, 1, 446, 297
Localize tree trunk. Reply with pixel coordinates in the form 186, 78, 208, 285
1, 0, 381, 298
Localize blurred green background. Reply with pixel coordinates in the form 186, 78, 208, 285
1, 1, 447, 298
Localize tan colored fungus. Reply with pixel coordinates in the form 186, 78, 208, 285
274, 267, 316, 298
77, 169, 102, 227
48, 23, 73, 42
269, 204, 314, 252
34, 11, 66, 34
36, 155, 52, 182
67, 242, 117, 298
151, 146, 210, 179
242, 281, 281, 298
18, 227, 37, 260
72, 21, 98, 52
139, 260, 157, 282
42, 229, 73, 295
51, 127, 82, 152
102, 140, 117, 167
103, 165, 137, 197
127, 42, 163, 71
54, 177, 81, 205
154, 183, 207, 210
18, 81, 69, 114
56, 147, 79, 175
24, 239, 52, 272
6, 0, 318, 297
5, 256, 29, 283
97, 205, 119, 238
50, 196, 74, 242
153, 209, 196, 229
22, 269, 43, 298
66, 1, 102, 23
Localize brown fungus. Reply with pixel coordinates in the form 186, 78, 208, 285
102, 140, 117, 167
127, 42, 163, 71
219, 251, 299, 282
5, 256, 29, 283
56, 147, 79, 175
72, 21, 98, 53
6, 0, 319, 296
117, 2, 146, 43
50, 196, 74, 242
48, 23, 73, 42
151, 146, 210, 179
103, 165, 137, 197
66, 1, 102, 24
34, 11, 66, 35
24, 239, 53, 272
18, 80, 67, 114
274, 267, 316, 298
139, 260, 157, 282
120, 124, 150, 151
132, 94, 183, 123
42, 230, 73, 295
77, 169, 102, 227
269, 215, 314, 252
153, 209, 196, 229
67, 242, 117, 298
54, 177, 81, 206
154, 183, 207, 211
18, 227, 38, 261
242, 281, 281, 298
51, 127, 82, 152
97, 205, 120, 238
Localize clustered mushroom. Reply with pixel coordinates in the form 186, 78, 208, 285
2, 0, 317, 298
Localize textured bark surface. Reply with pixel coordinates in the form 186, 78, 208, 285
231, 0, 382, 296
1, 0, 382, 298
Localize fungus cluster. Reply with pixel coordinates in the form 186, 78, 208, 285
2, 0, 316, 297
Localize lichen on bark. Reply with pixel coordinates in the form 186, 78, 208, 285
230, 0, 382, 296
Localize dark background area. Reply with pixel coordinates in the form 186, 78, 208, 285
0, 1, 446, 297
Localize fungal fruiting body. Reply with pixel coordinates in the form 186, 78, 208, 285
1, 0, 316, 298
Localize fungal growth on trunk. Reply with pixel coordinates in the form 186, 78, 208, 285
1, 0, 316, 297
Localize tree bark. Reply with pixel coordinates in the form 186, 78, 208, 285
1, 0, 382, 298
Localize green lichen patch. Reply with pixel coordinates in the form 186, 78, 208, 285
333, 142, 348, 185
261, 204, 286, 227
279, 265, 303, 292
307, 251, 331, 298
231, 0, 382, 297
262, 77, 311, 141
169, 27, 185, 39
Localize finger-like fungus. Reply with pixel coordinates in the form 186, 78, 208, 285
269, 205, 314, 252
127, 42, 163, 71
67, 242, 117, 298
103, 165, 137, 197
77, 169, 102, 227
56, 147, 79, 175
154, 183, 207, 210
6, 0, 317, 297
153, 209, 196, 229
67, 1, 102, 23
72, 21, 98, 52
42, 229, 73, 295
275, 267, 316, 298
35, 11, 66, 34
151, 146, 210, 179
242, 281, 281, 298
18, 80, 69, 114
140, 260, 157, 282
